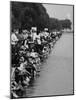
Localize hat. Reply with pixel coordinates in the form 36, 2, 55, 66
44, 28, 48, 31
22, 29, 29, 34
31, 27, 37, 32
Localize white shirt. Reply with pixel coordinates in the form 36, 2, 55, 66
53, 31, 57, 35
24, 40, 28, 48
40, 32, 44, 37
37, 39, 41, 44
44, 32, 49, 37
23, 33, 28, 39
11, 33, 18, 45
32, 32, 37, 41
30, 52, 38, 58
11, 68, 15, 80
18, 63, 24, 71
18, 62, 27, 71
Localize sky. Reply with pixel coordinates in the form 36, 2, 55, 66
43, 4, 73, 29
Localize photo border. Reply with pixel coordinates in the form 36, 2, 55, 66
10, 1, 74, 99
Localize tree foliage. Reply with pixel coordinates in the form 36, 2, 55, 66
59, 19, 72, 30
11, 1, 72, 32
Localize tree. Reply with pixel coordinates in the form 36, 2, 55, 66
11, 1, 50, 31
59, 19, 72, 30
49, 18, 62, 31
11, 1, 72, 32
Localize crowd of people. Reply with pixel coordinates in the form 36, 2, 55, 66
11, 27, 62, 98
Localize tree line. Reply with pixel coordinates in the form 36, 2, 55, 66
11, 1, 72, 32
